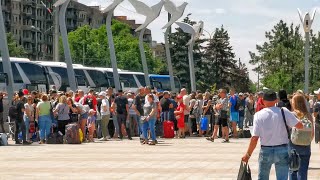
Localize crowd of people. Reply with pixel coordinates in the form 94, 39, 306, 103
242, 88, 320, 180
0, 85, 319, 179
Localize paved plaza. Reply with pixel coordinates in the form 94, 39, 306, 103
0, 138, 319, 180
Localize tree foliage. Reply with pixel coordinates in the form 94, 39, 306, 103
60, 20, 162, 73
249, 20, 309, 93
0, 33, 26, 57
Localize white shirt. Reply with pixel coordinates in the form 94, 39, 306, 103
183, 95, 190, 115
252, 107, 299, 146
100, 98, 110, 116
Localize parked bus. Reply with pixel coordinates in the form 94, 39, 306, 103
35, 61, 87, 92
0, 57, 50, 93
149, 74, 181, 92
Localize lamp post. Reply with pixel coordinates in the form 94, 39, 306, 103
128, 0, 165, 87
175, 21, 204, 91
102, 0, 123, 91
0, 3, 14, 104
162, 0, 188, 92
54, 0, 77, 91
298, 8, 316, 93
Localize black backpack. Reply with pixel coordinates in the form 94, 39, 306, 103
97, 98, 102, 114
85, 96, 94, 109
9, 106, 18, 120
235, 97, 241, 111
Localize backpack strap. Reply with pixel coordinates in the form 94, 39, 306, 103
280, 108, 290, 139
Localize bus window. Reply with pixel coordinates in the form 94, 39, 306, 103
50, 67, 69, 91
11, 62, 23, 83
19, 63, 47, 84
74, 69, 88, 86
87, 70, 109, 88
106, 72, 115, 88
119, 74, 138, 88
136, 74, 146, 87
151, 77, 170, 91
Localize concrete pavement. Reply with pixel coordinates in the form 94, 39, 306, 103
0, 138, 319, 180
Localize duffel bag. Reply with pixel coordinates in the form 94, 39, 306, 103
65, 123, 81, 144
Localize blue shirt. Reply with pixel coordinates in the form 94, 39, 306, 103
229, 95, 238, 113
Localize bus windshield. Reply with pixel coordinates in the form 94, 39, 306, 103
150, 77, 170, 91
50, 67, 69, 91
19, 63, 47, 84
74, 69, 89, 86
136, 74, 146, 87
87, 70, 110, 88
119, 74, 138, 88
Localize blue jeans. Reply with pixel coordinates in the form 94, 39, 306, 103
142, 118, 156, 141
289, 143, 311, 180
136, 115, 142, 136
24, 116, 30, 140
238, 116, 244, 129
38, 115, 52, 141
258, 146, 289, 180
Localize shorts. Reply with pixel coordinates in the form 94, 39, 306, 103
219, 118, 228, 127
81, 113, 88, 119
184, 115, 189, 123
230, 112, 239, 122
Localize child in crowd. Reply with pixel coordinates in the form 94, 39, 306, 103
87, 109, 96, 142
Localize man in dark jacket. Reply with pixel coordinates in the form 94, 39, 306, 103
15, 91, 31, 145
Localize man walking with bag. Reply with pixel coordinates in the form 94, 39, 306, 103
241, 90, 303, 180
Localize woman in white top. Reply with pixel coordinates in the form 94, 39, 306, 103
24, 95, 34, 141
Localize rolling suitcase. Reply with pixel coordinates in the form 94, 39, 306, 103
65, 123, 81, 144
163, 120, 174, 138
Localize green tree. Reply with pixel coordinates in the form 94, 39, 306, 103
0, 33, 26, 57
60, 20, 162, 73
249, 20, 304, 93
202, 26, 239, 90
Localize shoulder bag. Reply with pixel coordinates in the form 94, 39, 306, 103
280, 108, 300, 172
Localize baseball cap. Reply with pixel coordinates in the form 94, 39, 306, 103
177, 95, 183, 99
163, 91, 170, 95
314, 88, 320, 95
98, 91, 106, 97
239, 93, 244, 96
263, 89, 277, 101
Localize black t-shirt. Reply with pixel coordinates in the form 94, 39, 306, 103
135, 94, 145, 115
16, 100, 24, 121
203, 100, 212, 115
115, 96, 128, 115
160, 98, 171, 112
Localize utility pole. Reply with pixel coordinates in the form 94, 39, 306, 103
53, 6, 59, 62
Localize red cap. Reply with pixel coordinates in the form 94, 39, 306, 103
23, 89, 29, 95
177, 95, 183, 99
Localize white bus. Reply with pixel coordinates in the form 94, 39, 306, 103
0, 57, 50, 93
35, 61, 88, 92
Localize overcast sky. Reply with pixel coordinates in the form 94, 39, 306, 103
78, 0, 320, 82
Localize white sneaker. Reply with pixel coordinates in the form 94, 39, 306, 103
99, 137, 108, 141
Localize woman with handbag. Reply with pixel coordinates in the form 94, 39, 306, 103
289, 94, 314, 180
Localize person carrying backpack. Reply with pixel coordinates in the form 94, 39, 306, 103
15, 90, 32, 145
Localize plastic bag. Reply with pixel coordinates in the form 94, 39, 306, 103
237, 161, 252, 180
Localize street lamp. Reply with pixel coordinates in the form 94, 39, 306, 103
162, 0, 188, 92
298, 8, 316, 93
175, 21, 204, 91
31, 26, 40, 61
128, 0, 165, 87
102, 0, 123, 91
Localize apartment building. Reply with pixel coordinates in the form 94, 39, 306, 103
1, 0, 152, 61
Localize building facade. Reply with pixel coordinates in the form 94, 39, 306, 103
1, 0, 152, 61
